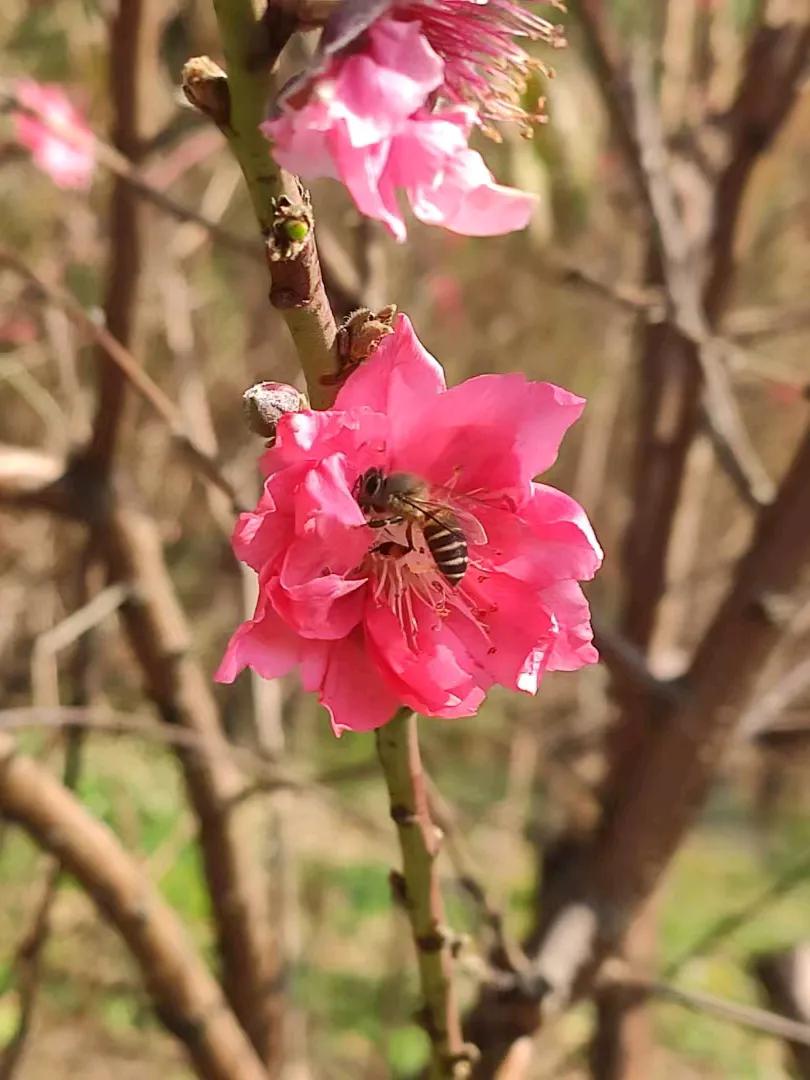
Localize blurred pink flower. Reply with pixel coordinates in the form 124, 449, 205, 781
262, 1, 564, 239
13, 80, 95, 190
217, 314, 601, 735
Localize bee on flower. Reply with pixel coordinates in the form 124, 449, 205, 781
217, 313, 601, 735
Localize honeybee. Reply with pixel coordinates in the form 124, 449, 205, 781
354, 467, 486, 586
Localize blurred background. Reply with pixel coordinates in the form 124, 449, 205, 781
1, 0, 809, 1077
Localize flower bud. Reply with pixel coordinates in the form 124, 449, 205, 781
182, 56, 231, 128
242, 381, 306, 441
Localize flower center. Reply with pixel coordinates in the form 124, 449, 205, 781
401, 0, 566, 137
360, 518, 494, 652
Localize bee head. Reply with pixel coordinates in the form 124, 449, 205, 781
355, 467, 387, 510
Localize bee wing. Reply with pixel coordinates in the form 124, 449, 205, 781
405, 494, 488, 546
449, 505, 488, 546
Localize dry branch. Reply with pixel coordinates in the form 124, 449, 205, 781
467, 10, 810, 1070
85, 0, 152, 481
0, 436, 283, 1066
0, 734, 268, 1080
96, 506, 284, 1064
753, 945, 810, 1076
518, 420, 810, 1029
0, 248, 241, 512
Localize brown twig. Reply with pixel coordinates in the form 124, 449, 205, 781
602, 966, 810, 1049
0, 247, 241, 512
84, 0, 152, 481
521, 421, 810, 1024
97, 506, 284, 1064
0, 564, 95, 1080
0, 705, 301, 790
0, 733, 268, 1080
753, 946, 810, 1075
0, 430, 285, 1068
665, 847, 810, 979
1, 86, 262, 261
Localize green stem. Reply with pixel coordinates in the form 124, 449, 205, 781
211, 0, 338, 407
376, 710, 471, 1078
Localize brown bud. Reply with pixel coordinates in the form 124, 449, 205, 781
242, 381, 306, 440
322, 305, 398, 388
182, 56, 231, 128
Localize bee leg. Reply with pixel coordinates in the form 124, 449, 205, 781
404, 521, 417, 554
366, 516, 404, 529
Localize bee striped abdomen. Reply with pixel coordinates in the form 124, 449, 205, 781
423, 518, 468, 585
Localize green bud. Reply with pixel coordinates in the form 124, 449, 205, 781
283, 219, 310, 243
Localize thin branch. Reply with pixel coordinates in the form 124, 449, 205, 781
538, 256, 666, 319
606, 970, 810, 1049
210, 0, 340, 406
0, 437, 289, 1067
84, 0, 153, 479
664, 847, 810, 978
0, 561, 94, 1080
95, 507, 284, 1064
0, 86, 262, 261
591, 616, 683, 706
628, 51, 775, 510
0, 248, 242, 512
726, 304, 810, 343
0, 734, 268, 1080
424, 774, 526, 976
753, 946, 810, 1076
0, 706, 301, 790
376, 710, 471, 1078
739, 659, 810, 740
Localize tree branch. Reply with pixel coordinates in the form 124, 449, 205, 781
96, 506, 285, 1064
84, 0, 153, 479
0, 734, 268, 1080
376, 710, 471, 1078
209, 0, 339, 405
0, 248, 241, 512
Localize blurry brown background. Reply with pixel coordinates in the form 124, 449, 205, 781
1, 0, 809, 1077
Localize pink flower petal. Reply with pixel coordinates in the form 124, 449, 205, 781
335, 315, 446, 432
411, 147, 537, 237
270, 570, 366, 639
475, 483, 603, 587
14, 80, 94, 190
215, 592, 300, 684
327, 125, 407, 240
449, 571, 558, 693
231, 464, 306, 573
387, 109, 536, 237
365, 595, 485, 716
333, 18, 444, 144
265, 407, 388, 473
392, 374, 585, 500
265, 456, 371, 638
540, 581, 599, 672
318, 630, 402, 734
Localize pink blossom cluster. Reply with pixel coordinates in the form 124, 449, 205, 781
12, 80, 95, 190
218, 315, 601, 735
263, 0, 564, 240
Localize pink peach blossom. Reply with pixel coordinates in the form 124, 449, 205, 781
218, 314, 601, 735
261, 2, 563, 239
13, 80, 95, 190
